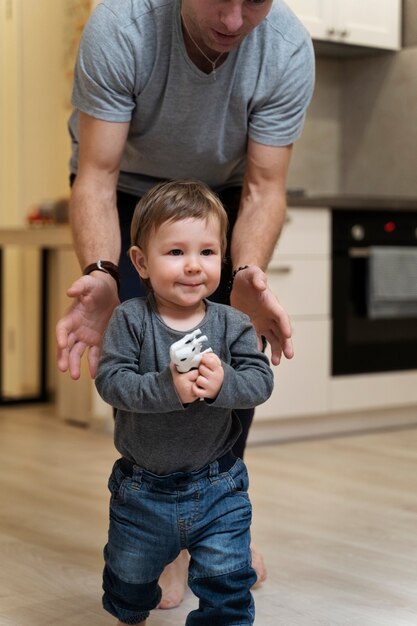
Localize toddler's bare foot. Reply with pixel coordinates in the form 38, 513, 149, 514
157, 550, 189, 609
251, 544, 267, 588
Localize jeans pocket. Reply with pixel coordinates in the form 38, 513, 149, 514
225, 461, 250, 500
108, 461, 129, 504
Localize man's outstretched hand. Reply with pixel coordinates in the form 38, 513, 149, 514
56, 274, 120, 380
230, 265, 293, 366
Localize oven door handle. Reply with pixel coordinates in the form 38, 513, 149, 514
348, 247, 370, 258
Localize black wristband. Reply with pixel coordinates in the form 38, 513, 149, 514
83, 260, 120, 291
228, 265, 250, 293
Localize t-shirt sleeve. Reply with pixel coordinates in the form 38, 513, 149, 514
248, 34, 315, 147
71, 5, 136, 122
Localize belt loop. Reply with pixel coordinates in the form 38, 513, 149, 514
119, 457, 144, 485
208, 459, 220, 481
132, 466, 143, 486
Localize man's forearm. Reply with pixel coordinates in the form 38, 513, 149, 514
70, 176, 121, 271
230, 185, 286, 272
69, 114, 129, 273
231, 141, 292, 272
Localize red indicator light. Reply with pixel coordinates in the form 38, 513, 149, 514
384, 221, 395, 233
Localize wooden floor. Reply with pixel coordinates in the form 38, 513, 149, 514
1, 404, 417, 625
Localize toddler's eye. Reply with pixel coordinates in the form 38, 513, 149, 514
169, 249, 183, 256
201, 249, 214, 256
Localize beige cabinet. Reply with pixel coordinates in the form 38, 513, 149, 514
256, 207, 331, 420
256, 205, 417, 436
285, 0, 401, 50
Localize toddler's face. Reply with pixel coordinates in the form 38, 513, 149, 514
131, 216, 222, 314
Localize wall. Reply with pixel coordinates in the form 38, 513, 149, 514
288, 58, 343, 195
289, 1, 417, 200
1, 1, 71, 224
340, 46, 417, 197
0, 0, 20, 227
1, 0, 75, 397
20, 1, 72, 214
403, 0, 417, 48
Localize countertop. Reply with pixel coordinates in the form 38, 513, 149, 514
0, 225, 72, 247
287, 194, 417, 211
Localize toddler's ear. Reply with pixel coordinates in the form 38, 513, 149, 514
129, 246, 149, 279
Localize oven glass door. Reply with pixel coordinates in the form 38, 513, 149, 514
332, 211, 417, 376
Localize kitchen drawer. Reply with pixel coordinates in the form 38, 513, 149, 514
256, 319, 330, 420
268, 256, 330, 317
273, 207, 330, 257
330, 370, 417, 413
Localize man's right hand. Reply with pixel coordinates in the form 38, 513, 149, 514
56, 274, 120, 380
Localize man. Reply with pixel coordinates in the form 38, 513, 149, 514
56, 0, 315, 611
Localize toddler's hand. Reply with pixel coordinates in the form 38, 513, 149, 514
170, 362, 199, 404
193, 353, 224, 400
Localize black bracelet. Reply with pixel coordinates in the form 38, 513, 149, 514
228, 265, 250, 293
83, 260, 120, 291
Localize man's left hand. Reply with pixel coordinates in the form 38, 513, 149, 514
230, 266, 293, 366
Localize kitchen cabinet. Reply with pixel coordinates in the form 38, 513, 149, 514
0, 227, 93, 421
256, 202, 417, 441
256, 208, 331, 420
285, 0, 401, 51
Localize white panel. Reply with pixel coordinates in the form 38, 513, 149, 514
274, 207, 330, 256
268, 257, 330, 317
0, 0, 21, 226
283, 0, 331, 40
330, 370, 417, 413
336, 0, 401, 50
283, 0, 401, 50
256, 319, 330, 420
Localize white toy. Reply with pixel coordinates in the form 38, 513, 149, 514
170, 329, 213, 373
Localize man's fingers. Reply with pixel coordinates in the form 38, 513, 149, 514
259, 330, 282, 366
260, 326, 294, 366
56, 317, 73, 349
66, 275, 92, 298
281, 335, 294, 360
87, 345, 101, 379
251, 270, 267, 291
56, 347, 69, 373
67, 341, 87, 380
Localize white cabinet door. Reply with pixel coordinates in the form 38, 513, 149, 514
268, 257, 330, 317
274, 207, 330, 257
285, 0, 401, 50
330, 370, 417, 413
336, 0, 401, 50
282, 0, 331, 40
258, 206, 331, 421
256, 319, 330, 421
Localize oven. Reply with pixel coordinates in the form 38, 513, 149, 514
332, 209, 417, 376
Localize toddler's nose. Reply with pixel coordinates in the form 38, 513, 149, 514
185, 256, 202, 272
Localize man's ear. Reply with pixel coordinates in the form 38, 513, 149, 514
130, 246, 149, 279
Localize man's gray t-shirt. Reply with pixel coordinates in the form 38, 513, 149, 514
69, 0, 314, 196
95, 296, 274, 475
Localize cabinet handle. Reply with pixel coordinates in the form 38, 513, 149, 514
338, 29, 350, 38
326, 27, 336, 36
269, 264, 292, 274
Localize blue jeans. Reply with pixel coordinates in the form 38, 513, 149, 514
103, 455, 257, 625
